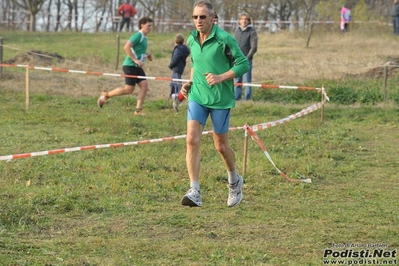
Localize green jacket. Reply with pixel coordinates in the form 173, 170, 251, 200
188, 25, 249, 109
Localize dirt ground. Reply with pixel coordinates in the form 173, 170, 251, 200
352, 57, 399, 79
3, 50, 65, 66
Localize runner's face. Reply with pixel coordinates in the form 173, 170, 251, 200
192, 5, 213, 34
141, 22, 152, 34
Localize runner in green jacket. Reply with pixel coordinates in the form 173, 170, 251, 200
187, 20, 249, 109
180, 0, 249, 208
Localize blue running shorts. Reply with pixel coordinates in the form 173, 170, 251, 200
187, 101, 231, 134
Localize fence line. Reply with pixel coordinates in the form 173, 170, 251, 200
0, 88, 327, 162
0, 63, 323, 91
0, 17, 392, 33
0, 63, 328, 182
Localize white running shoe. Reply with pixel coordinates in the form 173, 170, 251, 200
227, 174, 244, 207
171, 93, 182, 112
181, 188, 202, 207
97, 92, 108, 108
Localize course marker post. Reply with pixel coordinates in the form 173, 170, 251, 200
243, 124, 249, 175
321, 86, 325, 123
116, 34, 120, 70
384, 65, 388, 104
26, 67, 30, 110
0, 37, 3, 77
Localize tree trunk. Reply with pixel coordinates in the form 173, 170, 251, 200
46, 0, 52, 32
74, 0, 78, 32
55, 0, 61, 32
29, 10, 35, 31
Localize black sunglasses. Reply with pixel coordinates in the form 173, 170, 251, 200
192, 15, 207, 20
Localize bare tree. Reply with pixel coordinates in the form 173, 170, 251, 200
63, 0, 73, 30
54, 0, 61, 31
136, 0, 165, 19
78, 0, 91, 31
95, 0, 107, 33
73, 0, 78, 31
62, 0, 78, 31
45, 0, 52, 31
2, 0, 396, 33
1, 0, 17, 30
12, 0, 46, 31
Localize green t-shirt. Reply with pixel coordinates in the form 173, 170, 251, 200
123, 31, 148, 67
187, 25, 249, 109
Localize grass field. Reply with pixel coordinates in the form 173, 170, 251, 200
0, 29, 398, 265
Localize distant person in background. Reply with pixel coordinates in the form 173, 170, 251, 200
340, 4, 351, 33
391, 0, 399, 35
97, 17, 153, 116
169, 33, 190, 111
234, 13, 258, 101
118, 0, 137, 32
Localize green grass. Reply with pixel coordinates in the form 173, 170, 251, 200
1, 31, 183, 63
0, 90, 398, 265
1, 30, 399, 265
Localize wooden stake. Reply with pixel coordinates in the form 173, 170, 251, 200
26, 67, 30, 110
116, 34, 120, 70
384, 65, 388, 104
243, 130, 249, 175
0, 37, 3, 78
321, 87, 325, 123
306, 22, 314, 48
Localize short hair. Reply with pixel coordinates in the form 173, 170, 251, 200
175, 33, 185, 45
239, 13, 251, 24
193, 1, 215, 15
138, 17, 153, 29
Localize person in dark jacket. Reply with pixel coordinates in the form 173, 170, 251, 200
169, 33, 190, 111
391, 0, 399, 35
234, 13, 258, 101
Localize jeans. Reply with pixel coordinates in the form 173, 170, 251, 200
234, 60, 252, 101
119, 17, 131, 32
169, 72, 182, 97
393, 16, 399, 35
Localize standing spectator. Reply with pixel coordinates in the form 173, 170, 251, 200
97, 17, 153, 116
234, 13, 258, 101
118, 0, 137, 32
180, 1, 249, 207
169, 33, 190, 112
391, 0, 399, 35
340, 4, 351, 33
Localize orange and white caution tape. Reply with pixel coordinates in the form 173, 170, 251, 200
0, 64, 322, 91
249, 88, 328, 132
0, 127, 244, 162
245, 124, 312, 183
